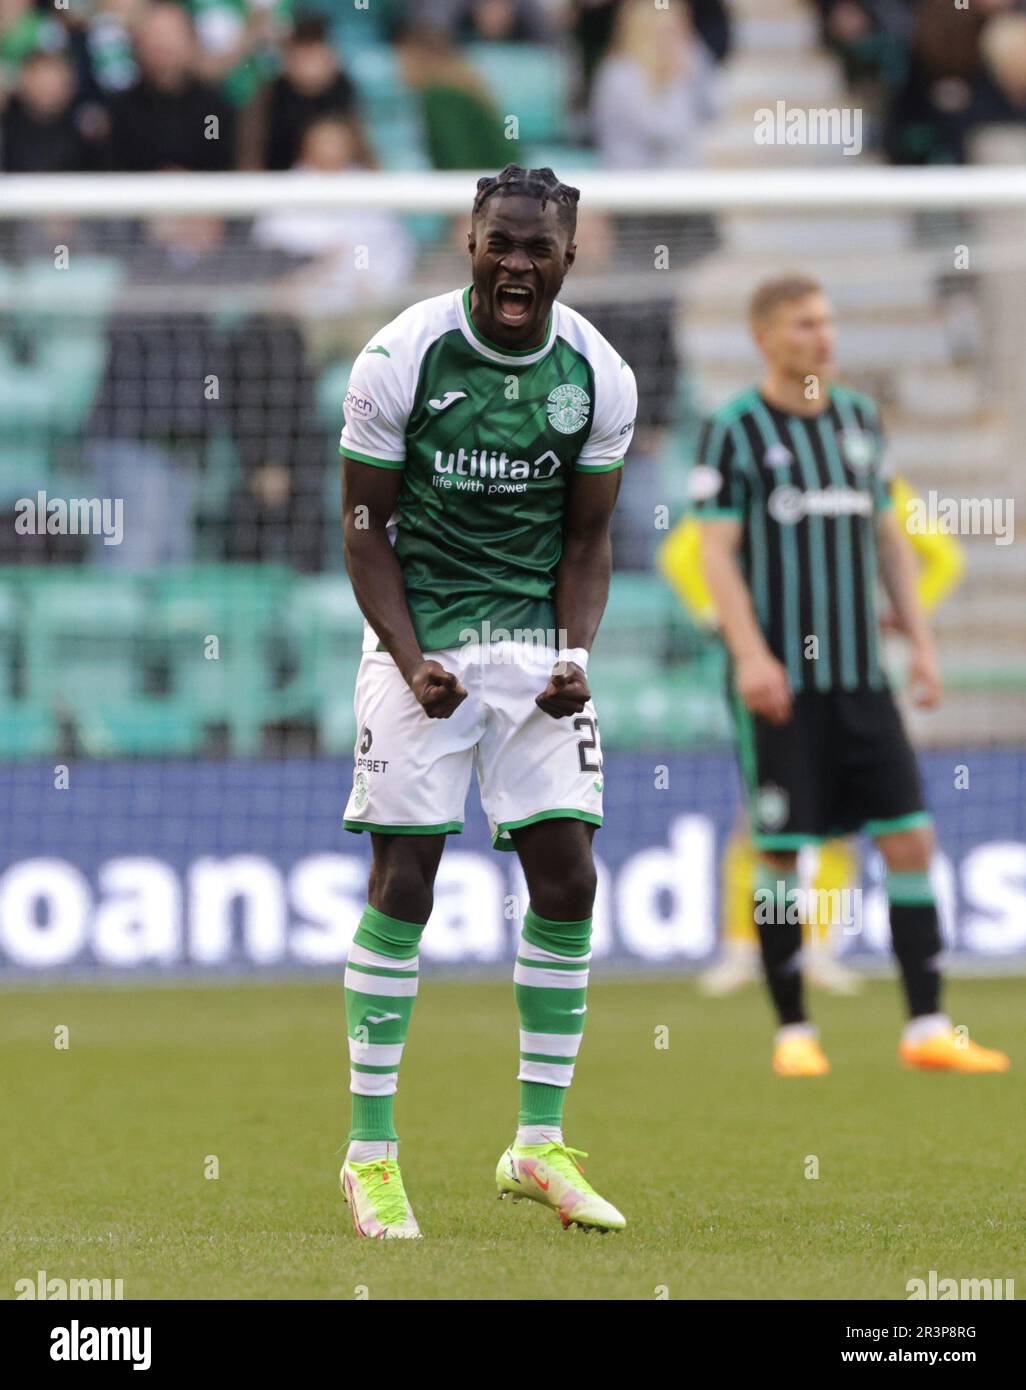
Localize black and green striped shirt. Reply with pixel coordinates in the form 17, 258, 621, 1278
693, 384, 893, 693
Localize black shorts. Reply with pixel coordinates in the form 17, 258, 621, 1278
728, 685, 932, 850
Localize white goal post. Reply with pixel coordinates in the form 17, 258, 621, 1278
2, 166, 1026, 217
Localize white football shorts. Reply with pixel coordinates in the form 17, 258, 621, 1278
342, 641, 604, 850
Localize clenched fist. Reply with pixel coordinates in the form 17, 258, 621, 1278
409, 660, 468, 719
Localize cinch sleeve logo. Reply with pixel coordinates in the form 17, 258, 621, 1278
546, 383, 591, 435
344, 387, 379, 422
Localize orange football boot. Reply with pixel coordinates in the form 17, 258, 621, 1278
773, 1032, 831, 1076
900, 1030, 1010, 1073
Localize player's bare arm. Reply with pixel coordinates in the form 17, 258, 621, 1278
342, 455, 468, 719
700, 517, 792, 725
876, 507, 941, 708
536, 467, 621, 718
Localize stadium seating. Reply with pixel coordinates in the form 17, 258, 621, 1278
463, 43, 569, 146
153, 564, 295, 756
285, 573, 365, 753
23, 571, 149, 715
0, 559, 730, 758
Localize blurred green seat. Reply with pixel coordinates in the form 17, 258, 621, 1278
191, 435, 241, 556
22, 570, 149, 713
346, 45, 429, 172
15, 256, 123, 320
316, 359, 352, 432
328, 0, 399, 50
33, 334, 108, 436
0, 444, 51, 507
285, 573, 365, 753
0, 344, 59, 431
154, 563, 295, 754
6, 259, 122, 440
348, 43, 405, 119
0, 572, 21, 707
520, 145, 598, 172
367, 115, 429, 171
600, 573, 679, 661
589, 659, 732, 751
464, 43, 569, 144
73, 700, 205, 757
0, 703, 58, 759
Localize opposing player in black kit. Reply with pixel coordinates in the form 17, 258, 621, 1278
696, 275, 1009, 1076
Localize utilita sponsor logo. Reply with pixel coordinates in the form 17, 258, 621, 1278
433, 447, 562, 481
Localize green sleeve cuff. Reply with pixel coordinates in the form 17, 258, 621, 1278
575, 457, 624, 473
340, 446, 405, 470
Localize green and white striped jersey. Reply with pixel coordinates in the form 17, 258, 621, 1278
340, 286, 638, 654
692, 384, 893, 693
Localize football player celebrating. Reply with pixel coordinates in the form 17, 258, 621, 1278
338, 166, 637, 1236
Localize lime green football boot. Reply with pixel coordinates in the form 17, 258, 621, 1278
495, 1141, 625, 1232
340, 1158, 422, 1239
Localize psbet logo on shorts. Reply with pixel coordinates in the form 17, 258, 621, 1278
353, 727, 389, 796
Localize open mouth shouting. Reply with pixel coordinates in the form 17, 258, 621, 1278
495, 281, 535, 327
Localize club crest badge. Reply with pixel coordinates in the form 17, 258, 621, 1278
755, 782, 790, 832
546, 383, 591, 435
841, 428, 876, 473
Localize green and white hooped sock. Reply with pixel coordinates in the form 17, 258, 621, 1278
344, 904, 425, 1143
514, 905, 592, 1131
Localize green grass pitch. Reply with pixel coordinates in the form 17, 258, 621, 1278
2, 976, 1022, 1300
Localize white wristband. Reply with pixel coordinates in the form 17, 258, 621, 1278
555, 647, 589, 673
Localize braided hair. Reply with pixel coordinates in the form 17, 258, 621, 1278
472, 165, 580, 240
